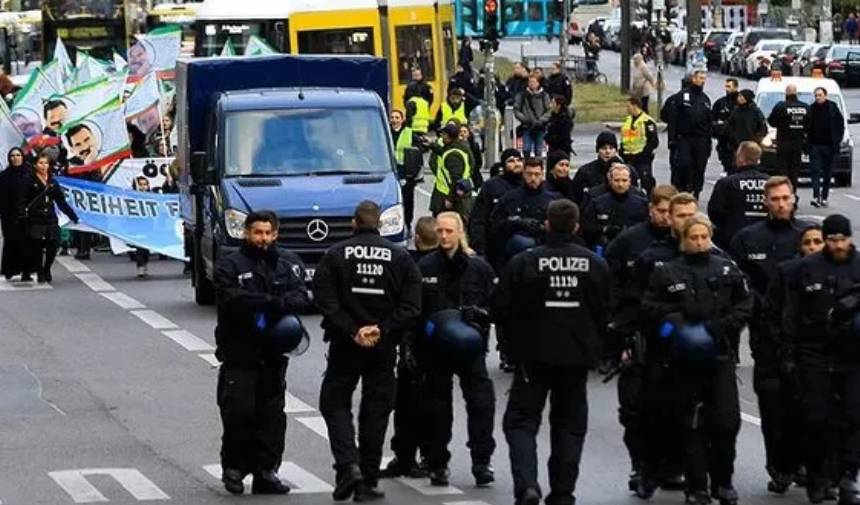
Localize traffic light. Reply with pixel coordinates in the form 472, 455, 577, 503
484, 0, 499, 41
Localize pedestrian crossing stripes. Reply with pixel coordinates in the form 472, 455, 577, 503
444, 501, 495, 505
202, 462, 333, 494
398, 477, 464, 496
197, 353, 220, 367
296, 416, 330, 440
284, 392, 315, 413
49, 468, 170, 503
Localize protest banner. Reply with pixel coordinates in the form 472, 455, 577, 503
12, 60, 65, 141
54, 37, 73, 81
128, 25, 182, 82
113, 51, 127, 72
0, 100, 26, 169
104, 157, 171, 189
59, 96, 132, 177
73, 52, 110, 88
124, 72, 161, 120
57, 175, 185, 260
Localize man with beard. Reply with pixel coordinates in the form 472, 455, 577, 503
712, 79, 739, 174
662, 70, 712, 197
581, 164, 649, 251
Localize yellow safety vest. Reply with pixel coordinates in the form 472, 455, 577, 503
393, 126, 413, 164
441, 101, 467, 125
434, 147, 471, 196
621, 112, 653, 155
408, 96, 430, 133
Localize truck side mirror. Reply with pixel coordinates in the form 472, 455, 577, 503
403, 148, 423, 180
191, 151, 210, 183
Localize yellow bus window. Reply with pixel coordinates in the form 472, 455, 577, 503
442, 22, 455, 74
298, 28, 375, 55
395, 25, 435, 84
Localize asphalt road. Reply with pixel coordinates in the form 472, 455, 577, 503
2, 45, 860, 505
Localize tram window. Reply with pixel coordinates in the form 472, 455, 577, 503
298, 28, 375, 55
461, 0, 478, 29
442, 22, 455, 74
527, 2, 544, 21
395, 25, 435, 84
504, 2, 524, 23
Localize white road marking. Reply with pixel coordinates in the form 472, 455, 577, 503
844, 194, 860, 202
75, 273, 115, 292
49, 468, 170, 503
741, 412, 762, 426
56, 257, 91, 273
416, 186, 432, 197
398, 477, 464, 496
203, 462, 333, 494
130, 310, 178, 330
284, 392, 315, 413
444, 501, 494, 505
161, 330, 214, 352
100, 292, 146, 310
296, 416, 329, 440
0, 279, 52, 291
198, 354, 220, 367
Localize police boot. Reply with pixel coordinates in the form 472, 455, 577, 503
838, 474, 860, 505
333, 464, 363, 501
807, 478, 829, 504
661, 473, 686, 491
429, 466, 450, 486
472, 463, 494, 487
712, 485, 738, 505
251, 470, 290, 495
684, 491, 711, 505
636, 475, 659, 499
628, 468, 643, 492
221, 468, 245, 495
767, 467, 793, 495
353, 481, 385, 502
516, 487, 541, 505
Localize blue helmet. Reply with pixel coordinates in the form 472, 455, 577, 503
660, 315, 716, 361
424, 309, 484, 359
505, 234, 537, 260
266, 315, 310, 356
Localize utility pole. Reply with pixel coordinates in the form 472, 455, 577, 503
686, 0, 704, 72
482, 0, 500, 166
621, 0, 631, 93
560, 0, 571, 60
821, 0, 833, 43
654, 0, 665, 111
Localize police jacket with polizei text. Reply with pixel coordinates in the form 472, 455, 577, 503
605, 221, 671, 329
214, 244, 311, 367
312, 229, 422, 351
494, 232, 610, 367
469, 171, 521, 256
642, 252, 753, 360
581, 189, 649, 249
707, 166, 770, 250
489, 183, 560, 248
783, 248, 860, 363
767, 97, 809, 147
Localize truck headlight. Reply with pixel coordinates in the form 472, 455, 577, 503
379, 204, 404, 237
225, 208, 248, 239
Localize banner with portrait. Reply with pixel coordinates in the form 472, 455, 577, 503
12, 59, 65, 140
128, 25, 182, 82
58, 96, 132, 177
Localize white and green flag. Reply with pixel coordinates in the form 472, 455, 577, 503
11, 60, 65, 139
55, 75, 120, 125
124, 72, 161, 120
244, 35, 277, 56
60, 96, 132, 177
129, 25, 182, 80
0, 100, 26, 169
113, 51, 127, 73
220, 39, 236, 57
73, 52, 110, 87
53, 37, 73, 80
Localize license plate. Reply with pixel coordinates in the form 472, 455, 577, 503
801, 153, 810, 163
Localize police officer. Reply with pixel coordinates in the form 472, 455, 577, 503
662, 70, 713, 197
430, 123, 474, 220
604, 184, 678, 491
405, 68, 433, 140
767, 84, 809, 193
391, 109, 417, 233
581, 164, 649, 251
642, 214, 753, 505
784, 214, 860, 505
314, 201, 423, 502
213, 210, 311, 495
432, 87, 468, 132
729, 176, 809, 494
712, 78, 740, 174
417, 212, 497, 487
571, 131, 624, 206
620, 97, 659, 194
726, 90, 767, 161
707, 141, 770, 250
497, 198, 610, 505
469, 148, 523, 265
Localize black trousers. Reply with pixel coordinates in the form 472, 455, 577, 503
26, 237, 58, 277
640, 363, 685, 482
716, 141, 735, 174
504, 365, 588, 505
1, 218, 24, 278
217, 359, 288, 474
670, 137, 712, 197
135, 248, 150, 267
776, 147, 803, 194
423, 353, 496, 468
798, 362, 860, 483
390, 360, 426, 462
676, 360, 741, 493
618, 364, 646, 470
319, 345, 396, 484
753, 360, 804, 477
402, 179, 416, 233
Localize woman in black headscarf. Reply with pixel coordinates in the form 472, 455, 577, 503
0, 147, 30, 280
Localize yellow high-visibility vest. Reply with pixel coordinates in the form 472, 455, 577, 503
393, 126, 413, 164
621, 112, 654, 155
441, 101, 467, 125
434, 147, 471, 195
408, 96, 430, 133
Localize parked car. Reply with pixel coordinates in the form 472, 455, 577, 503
773, 41, 807, 75
744, 40, 794, 78
720, 31, 744, 74
669, 29, 687, 65
824, 44, 860, 84
731, 28, 794, 76
703, 29, 735, 69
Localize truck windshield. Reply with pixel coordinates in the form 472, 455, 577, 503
224, 108, 393, 176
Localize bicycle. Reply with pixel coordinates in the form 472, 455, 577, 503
571, 55, 608, 84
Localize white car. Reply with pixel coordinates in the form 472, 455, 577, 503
720, 31, 743, 74
744, 39, 794, 77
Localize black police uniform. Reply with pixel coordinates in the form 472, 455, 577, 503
581, 189, 649, 251
783, 248, 860, 500
488, 183, 560, 263
706, 165, 770, 250
768, 96, 809, 191
570, 155, 623, 206
497, 231, 610, 505
313, 229, 422, 492
469, 170, 521, 262
605, 221, 672, 483
712, 91, 739, 173
663, 84, 713, 196
732, 218, 808, 487
417, 248, 497, 483
642, 251, 753, 503
213, 243, 310, 486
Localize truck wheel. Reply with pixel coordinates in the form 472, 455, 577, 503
193, 240, 216, 306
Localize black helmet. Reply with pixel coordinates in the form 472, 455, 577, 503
424, 309, 484, 360
266, 315, 310, 356
660, 314, 716, 361
505, 234, 536, 260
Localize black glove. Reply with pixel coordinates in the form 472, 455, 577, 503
682, 300, 708, 322
518, 217, 544, 236
462, 305, 492, 336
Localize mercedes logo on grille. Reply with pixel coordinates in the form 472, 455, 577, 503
306, 219, 329, 242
